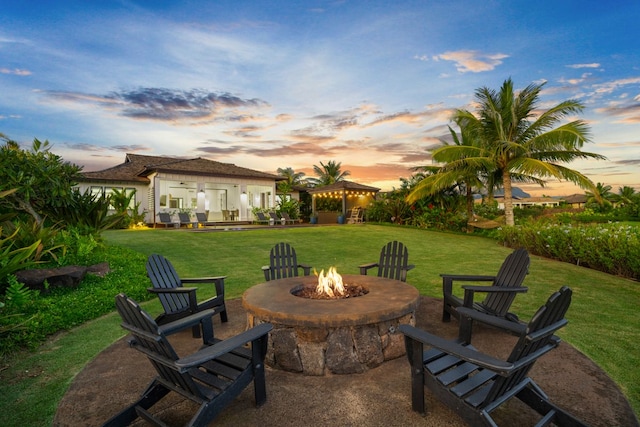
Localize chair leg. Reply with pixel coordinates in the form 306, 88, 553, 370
219, 307, 228, 323
102, 381, 170, 427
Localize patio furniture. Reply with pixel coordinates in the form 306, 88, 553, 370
268, 211, 281, 225
146, 254, 228, 338
254, 211, 270, 225
103, 293, 272, 427
347, 207, 363, 223
262, 242, 312, 281
195, 212, 209, 227
359, 240, 414, 282
280, 212, 297, 224
399, 286, 587, 427
178, 212, 196, 228
441, 248, 530, 340
157, 212, 178, 228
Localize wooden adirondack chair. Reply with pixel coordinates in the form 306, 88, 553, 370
262, 242, 312, 281
359, 240, 415, 282
441, 247, 530, 335
399, 286, 588, 427
146, 254, 228, 338
103, 294, 272, 427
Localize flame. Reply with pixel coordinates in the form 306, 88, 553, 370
315, 267, 345, 297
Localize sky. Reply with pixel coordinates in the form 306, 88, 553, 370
1, 0, 639, 196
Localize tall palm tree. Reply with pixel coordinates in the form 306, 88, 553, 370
452, 78, 605, 226
307, 160, 350, 187
407, 121, 486, 222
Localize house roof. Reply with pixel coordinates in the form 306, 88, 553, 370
306, 180, 380, 194
561, 193, 588, 204
81, 153, 281, 183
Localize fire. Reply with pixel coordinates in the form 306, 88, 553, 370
315, 267, 345, 298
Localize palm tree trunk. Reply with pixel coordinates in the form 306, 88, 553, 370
503, 172, 515, 226
465, 183, 474, 233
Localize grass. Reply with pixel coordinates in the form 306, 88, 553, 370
1, 224, 638, 425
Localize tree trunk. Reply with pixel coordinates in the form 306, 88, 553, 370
465, 183, 474, 233
17, 197, 43, 227
503, 172, 515, 226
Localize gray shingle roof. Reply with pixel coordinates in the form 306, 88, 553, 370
81, 154, 280, 183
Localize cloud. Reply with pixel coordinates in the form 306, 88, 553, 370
566, 63, 601, 69
44, 88, 268, 122
433, 50, 509, 73
0, 68, 31, 76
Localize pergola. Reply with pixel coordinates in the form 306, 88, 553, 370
307, 180, 380, 218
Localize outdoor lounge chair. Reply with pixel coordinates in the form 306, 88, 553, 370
399, 286, 588, 427
262, 242, 312, 281
347, 207, 363, 224
280, 212, 297, 224
195, 212, 208, 227
254, 211, 270, 225
441, 247, 530, 338
157, 212, 177, 228
178, 212, 195, 228
359, 240, 415, 282
146, 254, 228, 338
103, 293, 272, 427
268, 211, 281, 224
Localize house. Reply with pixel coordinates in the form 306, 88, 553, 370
307, 180, 380, 224
560, 193, 588, 209
494, 196, 560, 210
76, 154, 282, 225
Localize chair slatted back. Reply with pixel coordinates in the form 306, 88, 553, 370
267, 242, 300, 280
196, 212, 207, 223
114, 293, 206, 400
146, 254, 189, 314
178, 213, 191, 224
377, 241, 410, 281
483, 286, 571, 405
482, 248, 530, 316
158, 212, 172, 224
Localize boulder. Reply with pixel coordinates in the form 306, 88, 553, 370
15, 263, 110, 292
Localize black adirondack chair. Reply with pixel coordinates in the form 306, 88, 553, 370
359, 240, 415, 282
441, 247, 530, 333
400, 286, 588, 427
103, 293, 272, 427
146, 254, 228, 338
262, 242, 312, 281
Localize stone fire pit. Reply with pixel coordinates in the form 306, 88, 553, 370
242, 274, 420, 376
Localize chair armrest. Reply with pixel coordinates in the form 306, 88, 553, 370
461, 285, 528, 293
405, 264, 415, 271
440, 274, 496, 282
456, 307, 527, 335
147, 287, 198, 294
180, 276, 227, 283
299, 264, 312, 276
359, 262, 378, 275
399, 324, 513, 374
176, 323, 274, 369
158, 308, 217, 336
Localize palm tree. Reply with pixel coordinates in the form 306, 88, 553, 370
307, 160, 350, 187
585, 182, 614, 208
452, 78, 605, 226
276, 167, 306, 194
617, 186, 638, 206
407, 121, 486, 222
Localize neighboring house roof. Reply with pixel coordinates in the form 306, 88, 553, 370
306, 180, 380, 194
80, 153, 281, 183
561, 194, 588, 204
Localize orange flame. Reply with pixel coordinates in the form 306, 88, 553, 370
315, 267, 345, 297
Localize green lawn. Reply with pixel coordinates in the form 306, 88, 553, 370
1, 224, 638, 425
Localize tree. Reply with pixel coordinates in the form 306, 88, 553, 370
451, 78, 605, 226
276, 167, 306, 194
407, 120, 487, 223
0, 136, 83, 227
585, 182, 614, 212
307, 160, 350, 187
617, 186, 638, 206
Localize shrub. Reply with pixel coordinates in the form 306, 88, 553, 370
497, 222, 640, 280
